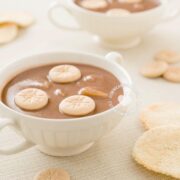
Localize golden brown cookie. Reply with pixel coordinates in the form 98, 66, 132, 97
163, 66, 180, 83
0, 12, 34, 27
133, 126, 180, 179
155, 50, 180, 64
34, 168, 70, 180
140, 102, 180, 130
140, 61, 168, 78
0, 23, 18, 44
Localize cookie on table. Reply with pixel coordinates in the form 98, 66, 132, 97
34, 168, 70, 180
0, 12, 34, 27
0, 12, 34, 45
133, 126, 180, 179
140, 102, 180, 130
163, 66, 180, 83
0, 23, 18, 44
140, 61, 169, 78
155, 50, 180, 64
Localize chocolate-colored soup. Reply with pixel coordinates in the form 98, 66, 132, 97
2, 64, 123, 119
75, 0, 161, 13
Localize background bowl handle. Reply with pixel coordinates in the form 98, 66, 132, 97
48, 1, 81, 30
105, 52, 124, 64
0, 118, 33, 155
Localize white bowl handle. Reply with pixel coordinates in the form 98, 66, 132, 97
0, 118, 33, 155
48, 1, 81, 30
105, 52, 124, 64
121, 86, 137, 114
105, 52, 137, 118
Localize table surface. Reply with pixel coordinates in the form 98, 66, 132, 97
0, 0, 180, 179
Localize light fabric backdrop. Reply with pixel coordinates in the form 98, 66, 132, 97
0, 0, 179, 179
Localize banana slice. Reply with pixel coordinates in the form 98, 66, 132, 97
14, 88, 48, 110
80, 0, 108, 10
49, 65, 81, 83
0, 12, 34, 28
59, 95, 95, 116
78, 87, 108, 98
0, 23, 18, 44
140, 61, 169, 78
106, 8, 130, 17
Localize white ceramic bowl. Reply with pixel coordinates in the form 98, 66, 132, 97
0, 51, 134, 156
48, 0, 178, 49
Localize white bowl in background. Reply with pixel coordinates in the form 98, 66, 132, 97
48, 0, 179, 49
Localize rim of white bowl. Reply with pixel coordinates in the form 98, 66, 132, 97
68, 0, 166, 19
0, 51, 132, 123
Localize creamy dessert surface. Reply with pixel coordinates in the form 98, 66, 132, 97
75, 0, 161, 13
2, 63, 123, 119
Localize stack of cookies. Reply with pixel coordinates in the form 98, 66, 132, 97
140, 50, 180, 83
133, 102, 180, 179
0, 12, 34, 44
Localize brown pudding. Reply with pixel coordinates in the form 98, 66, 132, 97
75, 0, 161, 13
2, 64, 123, 119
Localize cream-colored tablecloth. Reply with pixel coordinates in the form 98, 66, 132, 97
0, 0, 180, 179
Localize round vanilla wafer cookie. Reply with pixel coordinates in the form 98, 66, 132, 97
0, 12, 34, 27
140, 61, 169, 78
155, 50, 180, 64
59, 95, 95, 116
0, 23, 18, 44
133, 126, 180, 179
34, 168, 70, 180
49, 65, 81, 83
163, 66, 180, 83
140, 103, 180, 130
14, 88, 48, 110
